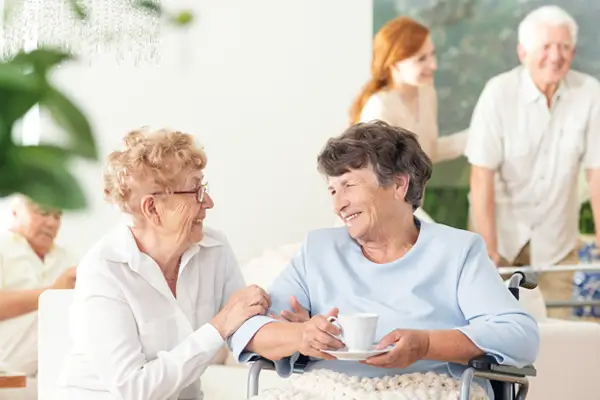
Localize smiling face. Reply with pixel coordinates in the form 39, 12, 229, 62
12, 198, 62, 258
327, 166, 408, 242
143, 169, 214, 245
391, 35, 437, 87
518, 23, 574, 87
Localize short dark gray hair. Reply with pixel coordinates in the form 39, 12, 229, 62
317, 120, 432, 211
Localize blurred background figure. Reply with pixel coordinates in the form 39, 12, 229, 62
465, 5, 600, 320
349, 16, 468, 165
0, 195, 77, 400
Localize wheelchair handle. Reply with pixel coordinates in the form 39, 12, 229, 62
508, 270, 537, 290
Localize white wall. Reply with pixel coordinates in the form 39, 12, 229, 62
7, 0, 372, 265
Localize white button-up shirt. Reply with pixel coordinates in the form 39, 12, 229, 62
57, 224, 245, 400
0, 232, 74, 375
465, 66, 600, 267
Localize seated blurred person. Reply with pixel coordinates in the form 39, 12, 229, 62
0, 195, 76, 399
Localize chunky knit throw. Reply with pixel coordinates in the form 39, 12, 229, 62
252, 370, 488, 400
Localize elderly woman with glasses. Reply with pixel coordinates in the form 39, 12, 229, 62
228, 121, 539, 398
57, 128, 270, 400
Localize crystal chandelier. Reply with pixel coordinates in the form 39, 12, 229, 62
0, 0, 161, 65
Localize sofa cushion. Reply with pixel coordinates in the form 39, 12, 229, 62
220, 243, 302, 367
242, 243, 301, 289
509, 284, 548, 322
210, 345, 230, 365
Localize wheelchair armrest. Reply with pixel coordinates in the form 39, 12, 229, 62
469, 355, 537, 377
247, 354, 311, 398
250, 357, 275, 370
291, 354, 311, 373
250, 354, 311, 374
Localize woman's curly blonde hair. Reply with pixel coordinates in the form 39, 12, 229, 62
103, 127, 207, 214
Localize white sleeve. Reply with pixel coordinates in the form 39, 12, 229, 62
73, 262, 224, 400
464, 80, 504, 170
47, 248, 78, 283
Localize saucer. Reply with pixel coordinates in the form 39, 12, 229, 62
322, 346, 393, 361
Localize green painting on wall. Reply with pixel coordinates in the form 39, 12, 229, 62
374, 0, 599, 232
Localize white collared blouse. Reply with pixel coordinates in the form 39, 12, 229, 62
57, 224, 245, 400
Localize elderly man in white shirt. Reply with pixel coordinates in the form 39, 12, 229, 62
57, 128, 269, 400
465, 5, 600, 320
0, 196, 77, 400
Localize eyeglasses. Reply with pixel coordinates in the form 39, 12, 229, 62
152, 182, 209, 204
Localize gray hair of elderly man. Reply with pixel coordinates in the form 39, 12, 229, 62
10, 194, 36, 214
10, 194, 53, 212
518, 5, 578, 50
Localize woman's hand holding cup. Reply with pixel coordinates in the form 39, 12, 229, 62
297, 308, 345, 360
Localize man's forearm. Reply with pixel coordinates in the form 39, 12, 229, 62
0, 288, 48, 321
424, 329, 484, 365
246, 321, 302, 361
470, 166, 497, 254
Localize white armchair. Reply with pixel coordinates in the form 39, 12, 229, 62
514, 283, 600, 400
530, 319, 600, 400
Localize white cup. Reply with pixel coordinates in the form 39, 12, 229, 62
327, 313, 378, 351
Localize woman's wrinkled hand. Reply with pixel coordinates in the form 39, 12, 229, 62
269, 295, 311, 323
210, 285, 270, 339
362, 329, 430, 368
297, 308, 345, 360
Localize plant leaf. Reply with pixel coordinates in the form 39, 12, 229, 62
171, 10, 194, 26
41, 87, 97, 160
134, 0, 162, 15
0, 117, 9, 142
0, 145, 87, 209
0, 62, 39, 90
12, 144, 72, 165
0, 87, 40, 128
67, 0, 88, 20
0, 91, 42, 130
10, 48, 73, 75
0, 118, 15, 160
0, 61, 45, 126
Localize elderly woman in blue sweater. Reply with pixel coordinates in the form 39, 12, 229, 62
229, 120, 539, 395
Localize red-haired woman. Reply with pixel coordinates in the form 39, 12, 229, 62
349, 16, 466, 164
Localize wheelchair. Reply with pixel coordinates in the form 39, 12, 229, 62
245, 270, 538, 400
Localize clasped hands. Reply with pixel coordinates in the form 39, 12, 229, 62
271, 296, 430, 369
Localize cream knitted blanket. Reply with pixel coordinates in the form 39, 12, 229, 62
252, 370, 488, 400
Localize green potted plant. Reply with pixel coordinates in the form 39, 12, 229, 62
0, 0, 193, 210
0, 48, 98, 210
